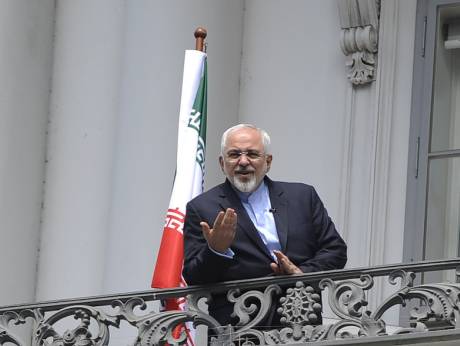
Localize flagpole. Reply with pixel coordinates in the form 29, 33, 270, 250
194, 27, 207, 52
152, 27, 208, 345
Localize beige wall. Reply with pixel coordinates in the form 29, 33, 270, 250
0, 0, 418, 310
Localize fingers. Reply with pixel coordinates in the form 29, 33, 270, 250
270, 262, 281, 275
221, 208, 237, 228
205, 208, 237, 253
273, 250, 287, 269
200, 222, 211, 241
273, 250, 302, 275
212, 209, 237, 230
212, 211, 225, 229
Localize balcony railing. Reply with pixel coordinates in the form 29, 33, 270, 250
1, 259, 460, 345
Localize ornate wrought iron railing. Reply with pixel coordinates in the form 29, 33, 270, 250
2, 259, 460, 345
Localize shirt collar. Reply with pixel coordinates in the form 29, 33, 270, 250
236, 180, 267, 204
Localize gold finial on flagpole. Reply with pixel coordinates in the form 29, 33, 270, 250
194, 27, 207, 52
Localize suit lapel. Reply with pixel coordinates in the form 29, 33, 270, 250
266, 178, 289, 252
219, 180, 273, 259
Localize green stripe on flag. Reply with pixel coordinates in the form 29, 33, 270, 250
187, 59, 207, 175
197, 60, 207, 145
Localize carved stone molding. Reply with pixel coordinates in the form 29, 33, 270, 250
338, 0, 381, 85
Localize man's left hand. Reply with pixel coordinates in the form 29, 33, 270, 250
270, 250, 302, 275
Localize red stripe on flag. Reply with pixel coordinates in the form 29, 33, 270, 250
151, 228, 183, 287
151, 235, 185, 287
152, 209, 185, 288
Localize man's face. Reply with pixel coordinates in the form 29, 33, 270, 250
219, 127, 272, 193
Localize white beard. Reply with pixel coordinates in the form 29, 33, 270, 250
232, 173, 258, 193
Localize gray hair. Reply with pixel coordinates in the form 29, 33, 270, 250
220, 124, 271, 156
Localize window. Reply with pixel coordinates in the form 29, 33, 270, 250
405, 0, 460, 283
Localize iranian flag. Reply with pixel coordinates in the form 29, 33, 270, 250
152, 49, 207, 302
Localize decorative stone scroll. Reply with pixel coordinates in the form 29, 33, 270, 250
337, 0, 380, 85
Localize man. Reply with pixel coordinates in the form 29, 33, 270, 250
182, 124, 347, 327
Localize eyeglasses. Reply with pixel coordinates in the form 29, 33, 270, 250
225, 150, 265, 161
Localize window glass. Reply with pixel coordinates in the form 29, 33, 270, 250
430, 6, 460, 152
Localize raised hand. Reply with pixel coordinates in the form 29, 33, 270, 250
200, 208, 237, 253
270, 250, 302, 275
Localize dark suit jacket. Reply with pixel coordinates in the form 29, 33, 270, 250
182, 177, 347, 325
